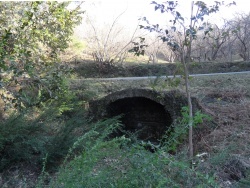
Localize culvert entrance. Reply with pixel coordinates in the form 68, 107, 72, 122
106, 97, 172, 143
88, 89, 201, 144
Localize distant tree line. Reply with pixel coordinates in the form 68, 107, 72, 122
83, 9, 250, 64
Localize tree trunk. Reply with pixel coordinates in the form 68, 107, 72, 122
186, 1, 194, 159
183, 57, 193, 159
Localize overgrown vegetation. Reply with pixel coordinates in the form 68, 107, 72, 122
0, 1, 83, 112
0, 1, 250, 187
68, 72, 250, 187
38, 108, 217, 188
2, 77, 249, 187
0, 100, 86, 171
48, 135, 218, 188
0, 97, 115, 186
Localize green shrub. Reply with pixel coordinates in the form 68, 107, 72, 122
0, 111, 49, 171
0, 101, 90, 172
0, 1, 83, 112
48, 114, 218, 188
49, 137, 218, 188
161, 106, 211, 153
44, 109, 99, 170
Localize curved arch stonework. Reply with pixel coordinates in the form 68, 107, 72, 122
89, 88, 200, 119
88, 88, 201, 143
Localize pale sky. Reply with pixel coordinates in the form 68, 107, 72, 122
75, 0, 250, 39
82, 0, 249, 24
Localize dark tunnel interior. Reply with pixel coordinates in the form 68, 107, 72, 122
106, 97, 173, 143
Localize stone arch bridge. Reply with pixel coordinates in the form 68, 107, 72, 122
89, 88, 201, 143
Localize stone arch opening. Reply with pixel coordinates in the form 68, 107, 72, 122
106, 97, 172, 143
89, 89, 201, 144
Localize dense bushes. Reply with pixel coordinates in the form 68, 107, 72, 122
0, 112, 48, 171
43, 107, 218, 187
1, 92, 249, 187
0, 102, 88, 172
0, 98, 123, 173
0, 1, 83, 111
49, 132, 218, 188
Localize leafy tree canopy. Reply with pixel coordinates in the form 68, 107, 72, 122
0, 1, 84, 109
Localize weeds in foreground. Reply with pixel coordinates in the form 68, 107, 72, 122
44, 109, 218, 188
1, 74, 250, 187
48, 135, 219, 187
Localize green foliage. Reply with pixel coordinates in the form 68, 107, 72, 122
46, 115, 122, 170
44, 112, 89, 170
14, 64, 74, 110
40, 106, 217, 187
0, 1, 83, 61
7, 91, 222, 186
0, 1, 83, 110
162, 107, 210, 153
0, 94, 90, 172
0, 111, 49, 171
49, 130, 218, 188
